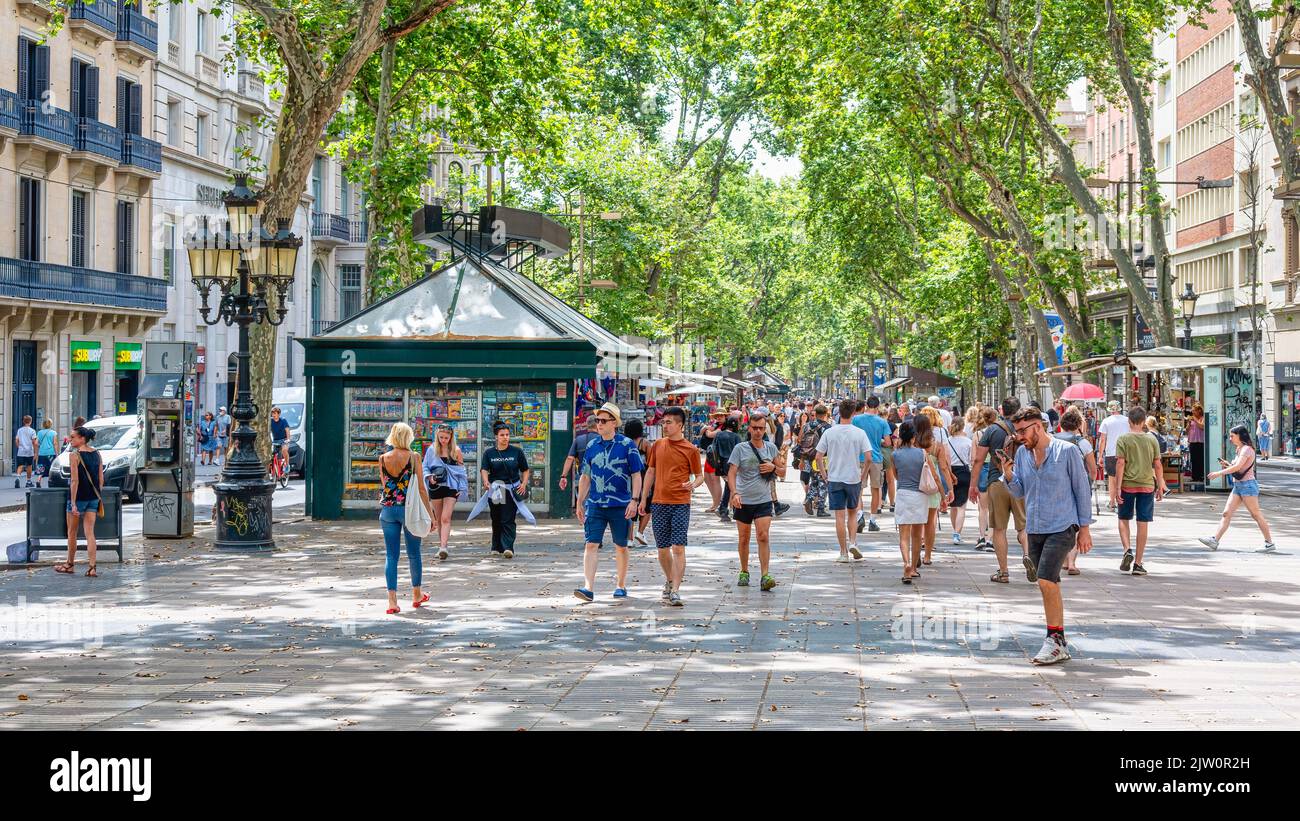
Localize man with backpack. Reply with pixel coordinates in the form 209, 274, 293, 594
968, 396, 1029, 583
709, 417, 742, 522
559, 415, 601, 497
797, 404, 832, 518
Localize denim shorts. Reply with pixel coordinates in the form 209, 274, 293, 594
828, 481, 862, 510
977, 463, 991, 493
1231, 479, 1260, 497
583, 503, 632, 547
67, 499, 98, 514
1117, 490, 1154, 522
1028, 526, 1077, 584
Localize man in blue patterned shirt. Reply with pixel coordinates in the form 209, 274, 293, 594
1004, 407, 1094, 666
574, 403, 644, 602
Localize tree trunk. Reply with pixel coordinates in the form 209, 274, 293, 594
1234, 0, 1300, 185
364, 40, 397, 304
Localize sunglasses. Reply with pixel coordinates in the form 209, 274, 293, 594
1013, 424, 1039, 435
595, 416, 615, 424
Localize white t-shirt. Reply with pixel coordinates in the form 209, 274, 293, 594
816, 422, 872, 483
946, 433, 973, 469
1054, 431, 1094, 460
1099, 414, 1130, 457
938, 408, 953, 428
15, 426, 36, 457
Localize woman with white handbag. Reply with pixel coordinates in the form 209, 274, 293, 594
378, 422, 434, 614
891, 421, 938, 583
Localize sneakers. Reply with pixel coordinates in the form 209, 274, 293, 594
662, 582, 672, 600
774, 501, 790, 517
573, 588, 594, 603
952, 533, 962, 545
718, 511, 732, 523
1130, 564, 1147, 576
849, 545, 862, 560
1022, 554, 1038, 583
1263, 542, 1277, 553
815, 509, 831, 518
760, 574, 777, 592
613, 587, 628, 598
502, 549, 514, 559
835, 553, 851, 563
25, 480, 34, 488
1198, 536, 1219, 551
868, 519, 880, 532
1031, 637, 1071, 665
856, 516, 866, 534
438, 547, 449, 560
634, 532, 649, 546
737, 571, 750, 587
1120, 550, 1134, 573
668, 591, 683, 607
803, 500, 815, 515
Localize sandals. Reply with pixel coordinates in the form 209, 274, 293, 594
85, 564, 97, 578
412, 593, 430, 608
902, 565, 913, 584
1067, 567, 1081, 576
989, 569, 1010, 584
53, 562, 75, 574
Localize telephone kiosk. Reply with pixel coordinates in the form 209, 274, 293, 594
139, 342, 197, 538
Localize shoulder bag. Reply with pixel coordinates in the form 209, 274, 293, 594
919, 453, 941, 495
401, 453, 433, 538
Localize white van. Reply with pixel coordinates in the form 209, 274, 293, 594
272, 386, 307, 477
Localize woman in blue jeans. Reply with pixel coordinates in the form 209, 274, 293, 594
378, 423, 434, 613
1201, 425, 1276, 552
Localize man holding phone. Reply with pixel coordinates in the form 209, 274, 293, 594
1003, 408, 1095, 665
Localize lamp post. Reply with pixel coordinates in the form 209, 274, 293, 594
186, 174, 302, 550
1179, 281, 1199, 351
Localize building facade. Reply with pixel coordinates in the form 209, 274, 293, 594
1, 0, 164, 470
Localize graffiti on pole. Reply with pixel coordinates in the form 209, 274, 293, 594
1222, 368, 1256, 452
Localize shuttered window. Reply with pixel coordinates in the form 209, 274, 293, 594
18, 37, 50, 102
71, 191, 88, 268
116, 200, 135, 275
116, 77, 142, 135
19, 178, 41, 262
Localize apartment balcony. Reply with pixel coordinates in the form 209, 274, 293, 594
0, 257, 166, 313
237, 69, 266, 107
69, 0, 119, 45
350, 219, 368, 244
115, 7, 158, 61
71, 118, 122, 178
311, 319, 337, 336
15, 0, 52, 20
196, 54, 220, 87
0, 90, 19, 143
166, 41, 181, 67
311, 212, 353, 246
120, 132, 162, 179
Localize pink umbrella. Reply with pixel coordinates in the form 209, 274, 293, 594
1059, 383, 1105, 402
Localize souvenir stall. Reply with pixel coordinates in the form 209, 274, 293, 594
298, 254, 623, 520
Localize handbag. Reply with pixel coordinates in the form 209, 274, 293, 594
401, 453, 433, 538
77, 452, 105, 517
919, 456, 941, 495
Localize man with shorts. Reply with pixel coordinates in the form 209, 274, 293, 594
1096, 401, 1129, 509
640, 407, 703, 607
853, 396, 892, 532
968, 396, 1028, 582
1004, 407, 1094, 665
727, 414, 786, 591
217, 407, 232, 465
573, 403, 643, 603
14, 415, 36, 488
819, 398, 872, 561
1112, 405, 1164, 575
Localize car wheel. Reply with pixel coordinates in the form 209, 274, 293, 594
125, 475, 142, 504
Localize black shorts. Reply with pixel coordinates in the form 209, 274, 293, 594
733, 501, 773, 524
950, 466, 971, 507
1028, 526, 1077, 584
800, 470, 812, 484
16, 456, 33, 468
428, 485, 459, 500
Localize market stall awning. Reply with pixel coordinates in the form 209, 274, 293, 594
666, 383, 722, 396
1126, 346, 1239, 373
312, 255, 653, 377
1038, 355, 1113, 376
877, 376, 913, 391
676, 371, 726, 386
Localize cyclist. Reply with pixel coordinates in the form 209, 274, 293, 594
269, 406, 291, 479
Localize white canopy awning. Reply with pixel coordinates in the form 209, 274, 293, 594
666, 383, 723, 396
877, 376, 913, 391
1126, 346, 1239, 373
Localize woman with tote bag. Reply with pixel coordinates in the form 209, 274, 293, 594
378, 423, 434, 614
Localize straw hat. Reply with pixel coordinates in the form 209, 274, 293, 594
597, 402, 622, 425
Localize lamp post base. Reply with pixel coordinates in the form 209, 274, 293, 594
213, 479, 276, 550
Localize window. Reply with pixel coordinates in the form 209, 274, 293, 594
71, 191, 88, 268
339, 174, 351, 217
1239, 246, 1258, 286
168, 4, 182, 44
116, 77, 142, 136
167, 100, 182, 147
197, 11, 208, 55
1162, 207, 1172, 236
1175, 251, 1232, 293
1177, 25, 1235, 94
1157, 73, 1172, 106
196, 112, 209, 157
1118, 118, 1125, 147
19, 178, 42, 262
1240, 92, 1260, 129
17, 37, 50, 103
1176, 102, 1233, 163
1158, 138, 1171, 169
70, 59, 99, 120
340, 264, 362, 318
116, 200, 135, 276
162, 220, 175, 284
312, 157, 323, 205
1239, 167, 1260, 210
1176, 186, 1233, 228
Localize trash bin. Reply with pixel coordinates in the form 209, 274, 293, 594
22, 487, 124, 563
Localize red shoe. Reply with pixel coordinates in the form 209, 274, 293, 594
412, 594, 429, 608
386, 606, 400, 615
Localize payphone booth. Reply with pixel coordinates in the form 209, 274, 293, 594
140, 343, 197, 538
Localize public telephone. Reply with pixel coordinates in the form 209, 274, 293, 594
150, 417, 178, 463
143, 397, 183, 467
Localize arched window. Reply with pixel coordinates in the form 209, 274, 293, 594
310, 261, 323, 334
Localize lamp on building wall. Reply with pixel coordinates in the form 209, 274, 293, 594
185, 173, 302, 550
1179, 281, 1199, 351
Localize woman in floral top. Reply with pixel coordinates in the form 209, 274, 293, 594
379, 422, 434, 614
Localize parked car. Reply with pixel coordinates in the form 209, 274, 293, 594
48, 415, 142, 502
272, 387, 307, 477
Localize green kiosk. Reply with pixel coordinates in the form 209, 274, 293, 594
297, 248, 645, 520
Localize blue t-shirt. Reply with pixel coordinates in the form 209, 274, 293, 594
36, 428, 57, 457
270, 418, 291, 443
851, 413, 891, 463
581, 433, 645, 507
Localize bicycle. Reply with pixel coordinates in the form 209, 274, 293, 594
270, 444, 290, 489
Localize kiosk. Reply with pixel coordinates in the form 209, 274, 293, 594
139, 342, 197, 537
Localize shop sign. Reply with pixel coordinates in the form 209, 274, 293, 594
982, 355, 999, 378
71, 341, 102, 370
873, 359, 887, 386
115, 342, 143, 370
196, 346, 206, 374
1276, 362, 1300, 384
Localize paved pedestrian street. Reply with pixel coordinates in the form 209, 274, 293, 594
2, 481, 1298, 731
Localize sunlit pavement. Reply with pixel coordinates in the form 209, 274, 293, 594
1, 478, 1298, 730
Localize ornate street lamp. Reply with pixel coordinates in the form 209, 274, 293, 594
186, 174, 302, 550
1179, 281, 1199, 351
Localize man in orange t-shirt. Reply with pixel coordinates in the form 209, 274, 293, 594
640, 407, 703, 606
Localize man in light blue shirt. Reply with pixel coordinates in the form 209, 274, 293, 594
851, 396, 891, 532
1004, 407, 1094, 666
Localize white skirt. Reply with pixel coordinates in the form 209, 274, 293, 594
895, 489, 930, 525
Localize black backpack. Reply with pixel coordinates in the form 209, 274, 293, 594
709, 430, 738, 471
796, 421, 825, 462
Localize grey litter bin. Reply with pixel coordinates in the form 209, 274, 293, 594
23, 487, 124, 563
